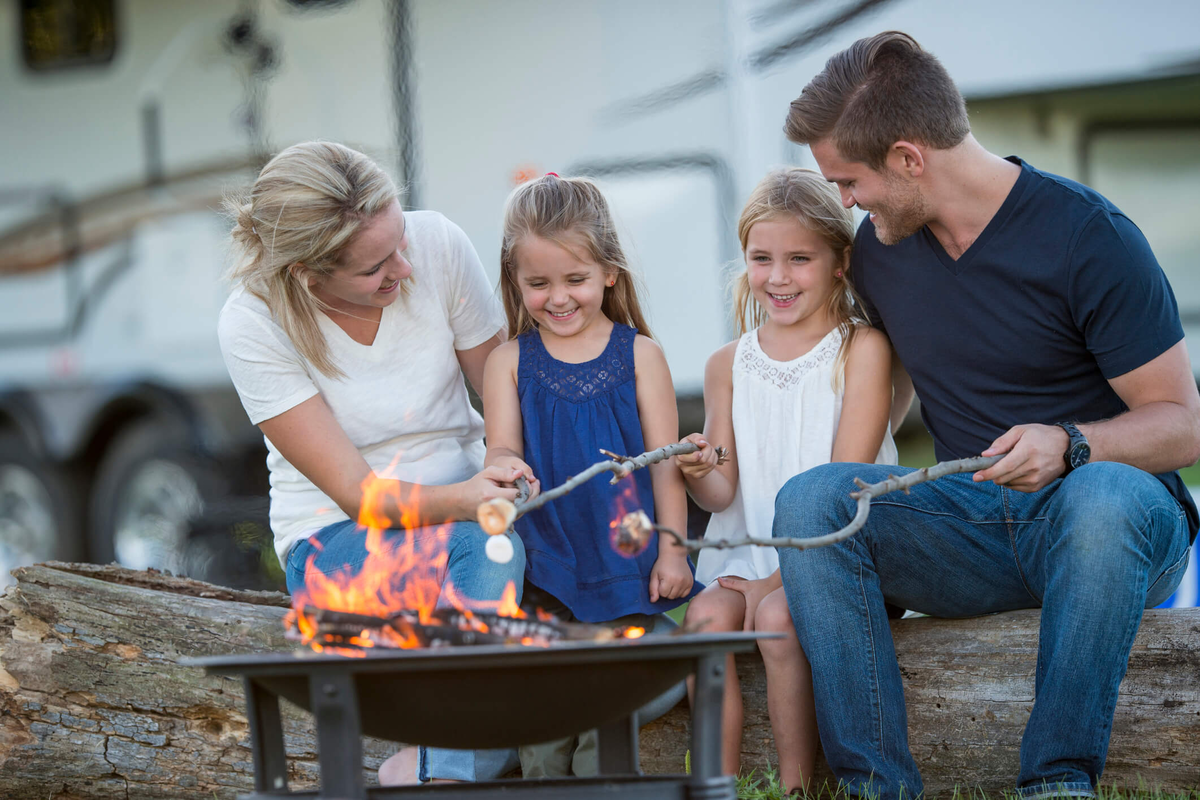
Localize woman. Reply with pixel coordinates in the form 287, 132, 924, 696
218, 141, 528, 784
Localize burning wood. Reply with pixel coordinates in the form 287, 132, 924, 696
287, 605, 647, 651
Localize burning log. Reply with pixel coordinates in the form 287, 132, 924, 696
288, 605, 646, 650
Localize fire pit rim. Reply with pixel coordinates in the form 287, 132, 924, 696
182, 631, 768, 676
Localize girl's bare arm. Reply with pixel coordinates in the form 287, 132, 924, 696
832, 326, 894, 463
456, 329, 505, 397
634, 335, 694, 601
481, 341, 537, 488
677, 342, 740, 512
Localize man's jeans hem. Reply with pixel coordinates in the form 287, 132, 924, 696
1016, 780, 1096, 799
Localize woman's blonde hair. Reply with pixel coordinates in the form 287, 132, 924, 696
733, 168, 864, 390
225, 141, 400, 379
499, 174, 652, 339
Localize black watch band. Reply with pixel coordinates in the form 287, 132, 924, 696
1055, 422, 1090, 473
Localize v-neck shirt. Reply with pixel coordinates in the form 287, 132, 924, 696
853, 157, 1196, 538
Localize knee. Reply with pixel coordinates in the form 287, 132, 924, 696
773, 462, 868, 539
1051, 463, 1176, 559
449, 523, 526, 586
755, 592, 793, 635
683, 588, 741, 632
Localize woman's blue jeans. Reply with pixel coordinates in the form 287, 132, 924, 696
774, 461, 1191, 800
287, 520, 526, 782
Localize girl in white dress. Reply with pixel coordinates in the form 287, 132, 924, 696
674, 168, 898, 793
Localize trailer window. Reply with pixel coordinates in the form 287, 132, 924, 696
21, 0, 117, 72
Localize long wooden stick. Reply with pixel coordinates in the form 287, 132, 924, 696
477, 442, 721, 535
651, 455, 1003, 552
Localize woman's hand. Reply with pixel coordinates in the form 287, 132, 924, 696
490, 455, 541, 501
717, 575, 776, 631
674, 432, 720, 481
649, 553, 695, 602
455, 465, 528, 518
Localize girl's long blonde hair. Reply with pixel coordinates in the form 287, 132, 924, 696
499, 174, 652, 339
225, 141, 400, 379
733, 168, 865, 389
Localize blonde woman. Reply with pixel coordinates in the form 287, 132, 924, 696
218, 141, 527, 784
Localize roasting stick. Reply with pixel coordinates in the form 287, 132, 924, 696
477, 442, 727, 537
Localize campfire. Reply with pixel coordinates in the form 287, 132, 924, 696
285, 473, 649, 655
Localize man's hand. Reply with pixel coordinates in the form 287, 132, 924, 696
974, 424, 1069, 492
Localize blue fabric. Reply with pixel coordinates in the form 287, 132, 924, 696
852, 157, 1197, 540
775, 462, 1191, 800
286, 519, 526, 782
514, 324, 699, 622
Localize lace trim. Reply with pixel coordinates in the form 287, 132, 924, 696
522, 326, 635, 402
736, 327, 842, 391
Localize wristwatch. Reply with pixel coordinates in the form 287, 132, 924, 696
1054, 422, 1090, 473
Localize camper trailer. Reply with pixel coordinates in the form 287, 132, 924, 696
2, 0, 1198, 602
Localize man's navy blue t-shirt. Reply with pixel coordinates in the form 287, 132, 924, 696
853, 157, 1198, 540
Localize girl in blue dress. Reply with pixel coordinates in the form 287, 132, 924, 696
482, 173, 701, 776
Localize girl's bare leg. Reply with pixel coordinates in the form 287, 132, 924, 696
684, 582, 747, 776
377, 747, 419, 785
756, 588, 817, 794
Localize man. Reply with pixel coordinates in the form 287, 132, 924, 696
775, 31, 1199, 799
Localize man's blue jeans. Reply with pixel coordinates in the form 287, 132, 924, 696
775, 461, 1191, 800
287, 520, 526, 782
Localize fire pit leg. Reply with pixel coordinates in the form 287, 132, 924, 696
597, 713, 639, 775
244, 677, 289, 795
308, 671, 366, 800
688, 653, 735, 799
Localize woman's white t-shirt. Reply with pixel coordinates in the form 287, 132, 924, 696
217, 210, 505, 566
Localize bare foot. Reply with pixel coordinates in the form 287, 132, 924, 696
377, 747, 419, 786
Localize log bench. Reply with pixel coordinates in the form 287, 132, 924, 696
0, 563, 1196, 798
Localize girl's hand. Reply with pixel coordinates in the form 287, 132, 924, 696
490, 456, 542, 501
649, 554, 695, 602
717, 575, 774, 631
674, 432, 720, 481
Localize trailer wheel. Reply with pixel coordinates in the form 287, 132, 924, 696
0, 435, 84, 584
89, 419, 226, 576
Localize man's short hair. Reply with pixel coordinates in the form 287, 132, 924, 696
785, 31, 970, 169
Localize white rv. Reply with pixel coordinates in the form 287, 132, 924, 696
2, 0, 1198, 589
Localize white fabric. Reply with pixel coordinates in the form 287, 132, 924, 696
694, 326, 899, 585
217, 210, 505, 566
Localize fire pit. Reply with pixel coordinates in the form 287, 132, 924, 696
190, 630, 762, 800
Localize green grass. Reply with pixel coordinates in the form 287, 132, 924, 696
733, 766, 1200, 800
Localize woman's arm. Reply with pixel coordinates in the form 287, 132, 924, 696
832, 326, 894, 463
633, 335, 694, 602
457, 329, 505, 397
258, 394, 521, 527
676, 342, 740, 512
890, 351, 915, 434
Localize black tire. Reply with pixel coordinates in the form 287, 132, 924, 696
88, 418, 226, 575
0, 434, 84, 582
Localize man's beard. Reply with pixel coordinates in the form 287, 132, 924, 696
869, 172, 930, 246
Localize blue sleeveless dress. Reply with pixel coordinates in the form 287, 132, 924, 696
515, 324, 700, 623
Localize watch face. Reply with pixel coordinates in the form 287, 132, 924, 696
1069, 442, 1091, 470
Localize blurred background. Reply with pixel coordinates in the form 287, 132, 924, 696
1, 0, 1197, 607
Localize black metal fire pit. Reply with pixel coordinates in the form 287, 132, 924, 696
189, 631, 764, 800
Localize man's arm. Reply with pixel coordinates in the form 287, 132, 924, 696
975, 340, 1200, 492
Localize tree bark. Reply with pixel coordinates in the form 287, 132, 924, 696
2, 563, 1196, 798
641, 608, 1200, 794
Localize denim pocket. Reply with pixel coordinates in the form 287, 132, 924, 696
1146, 532, 1191, 608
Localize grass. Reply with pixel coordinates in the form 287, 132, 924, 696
733, 767, 1200, 800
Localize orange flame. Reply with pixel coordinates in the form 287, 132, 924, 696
291, 473, 523, 651
623, 626, 646, 639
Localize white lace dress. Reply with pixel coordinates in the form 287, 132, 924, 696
694, 326, 899, 585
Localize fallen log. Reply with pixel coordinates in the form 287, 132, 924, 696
642, 608, 1200, 794
0, 562, 397, 799
1, 563, 1196, 797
